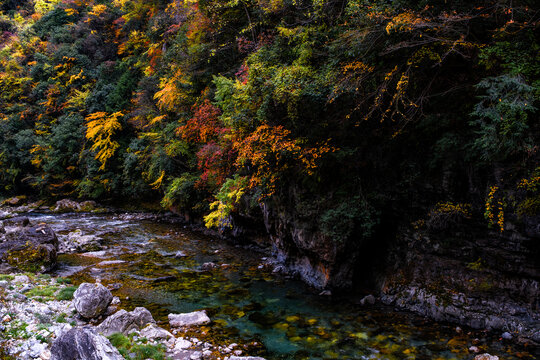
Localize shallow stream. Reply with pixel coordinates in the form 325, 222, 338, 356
27, 212, 535, 360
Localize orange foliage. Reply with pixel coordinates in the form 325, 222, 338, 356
176, 100, 225, 143
234, 124, 334, 195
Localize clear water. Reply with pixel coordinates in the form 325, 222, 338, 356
27, 212, 536, 360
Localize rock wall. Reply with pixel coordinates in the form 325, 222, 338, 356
379, 222, 540, 344
260, 202, 359, 290
257, 193, 539, 344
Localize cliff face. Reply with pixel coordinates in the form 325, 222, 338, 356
255, 192, 540, 343
379, 219, 540, 343
260, 202, 359, 290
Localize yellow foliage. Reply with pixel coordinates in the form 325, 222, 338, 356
485, 186, 504, 232
154, 69, 190, 111
65, 85, 91, 109
149, 170, 165, 190
385, 12, 428, 34
65, 8, 78, 16
34, 0, 62, 15
88, 4, 108, 18
85, 111, 123, 170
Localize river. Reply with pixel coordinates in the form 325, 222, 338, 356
25, 211, 534, 360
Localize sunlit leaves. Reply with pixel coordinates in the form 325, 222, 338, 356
34, 0, 62, 15
234, 124, 334, 196
154, 69, 191, 112
85, 111, 124, 170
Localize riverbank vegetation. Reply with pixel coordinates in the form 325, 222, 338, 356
0, 0, 538, 240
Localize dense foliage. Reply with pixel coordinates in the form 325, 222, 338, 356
0, 0, 538, 240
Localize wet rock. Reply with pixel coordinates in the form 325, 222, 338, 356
139, 324, 174, 341
2, 196, 26, 206
97, 307, 155, 336
96, 260, 125, 266
107, 283, 123, 291
73, 283, 112, 319
0, 224, 58, 273
228, 357, 267, 360
318, 290, 331, 296
2, 216, 30, 228
201, 262, 218, 271
59, 229, 102, 253
359, 294, 376, 306
53, 199, 98, 213
474, 354, 499, 360
169, 310, 211, 327
50, 327, 123, 360
175, 251, 188, 258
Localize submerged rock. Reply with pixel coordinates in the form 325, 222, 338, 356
73, 283, 112, 319
0, 223, 58, 273
97, 307, 155, 336
50, 327, 123, 360
474, 354, 499, 360
201, 262, 218, 271
169, 310, 211, 327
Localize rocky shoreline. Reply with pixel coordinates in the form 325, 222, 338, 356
0, 274, 265, 359
0, 198, 267, 359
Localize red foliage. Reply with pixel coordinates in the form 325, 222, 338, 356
176, 100, 226, 143
195, 141, 236, 190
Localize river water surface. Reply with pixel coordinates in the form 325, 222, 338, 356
27, 212, 535, 360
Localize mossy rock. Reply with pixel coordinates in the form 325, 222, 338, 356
0, 224, 58, 273
6, 243, 56, 273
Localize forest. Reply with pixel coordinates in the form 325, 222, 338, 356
0, 0, 539, 359
0, 0, 538, 239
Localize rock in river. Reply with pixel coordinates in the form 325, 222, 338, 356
50, 327, 123, 360
53, 199, 98, 213
474, 354, 499, 360
59, 229, 102, 253
169, 310, 211, 327
97, 307, 155, 336
1, 215, 30, 228
0, 223, 58, 273
73, 283, 112, 319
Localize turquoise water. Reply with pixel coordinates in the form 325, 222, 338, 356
26, 212, 535, 360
